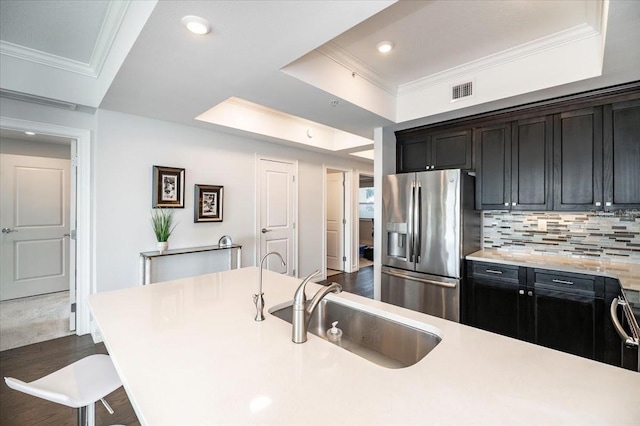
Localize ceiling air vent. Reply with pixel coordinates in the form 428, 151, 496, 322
0, 89, 78, 111
451, 81, 473, 101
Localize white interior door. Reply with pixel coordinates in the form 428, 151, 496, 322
326, 171, 345, 271
259, 159, 296, 276
0, 154, 70, 301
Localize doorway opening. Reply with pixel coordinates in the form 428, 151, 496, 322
0, 116, 92, 344
324, 166, 353, 280
358, 172, 375, 270
0, 128, 76, 351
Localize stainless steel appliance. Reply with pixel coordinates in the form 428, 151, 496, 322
610, 291, 640, 372
381, 169, 480, 322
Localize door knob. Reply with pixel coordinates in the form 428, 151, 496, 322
2, 228, 17, 234
261, 228, 271, 234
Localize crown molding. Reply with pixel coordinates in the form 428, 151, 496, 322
0, 1, 130, 78
88, 0, 131, 76
316, 42, 397, 95
0, 40, 96, 77
398, 23, 600, 96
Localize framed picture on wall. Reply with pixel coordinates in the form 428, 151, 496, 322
152, 166, 185, 208
194, 184, 223, 222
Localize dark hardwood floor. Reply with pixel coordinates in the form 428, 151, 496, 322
319, 265, 374, 299
0, 335, 139, 426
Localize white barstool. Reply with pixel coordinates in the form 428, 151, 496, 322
4, 354, 123, 426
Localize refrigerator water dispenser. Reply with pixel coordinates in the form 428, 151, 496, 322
386, 222, 407, 259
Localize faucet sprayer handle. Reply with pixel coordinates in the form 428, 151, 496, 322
293, 270, 321, 306
304, 269, 321, 281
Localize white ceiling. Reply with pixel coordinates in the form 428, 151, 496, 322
1, 0, 639, 160
0, 0, 110, 64
326, 0, 598, 88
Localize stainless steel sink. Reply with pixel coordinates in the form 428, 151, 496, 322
269, 298, 442, 368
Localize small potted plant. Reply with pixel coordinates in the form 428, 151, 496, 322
151, 208, 176, 254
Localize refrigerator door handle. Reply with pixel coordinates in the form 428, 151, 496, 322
381, 269, 457, 288
415, 182, 422, 264
408, 181, 415, 262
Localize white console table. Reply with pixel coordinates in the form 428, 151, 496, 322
140, 244, 242, 285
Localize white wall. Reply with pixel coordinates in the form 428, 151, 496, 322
373, 126, 396, 300
0, 97, 372, 296
95, 109, 372, 292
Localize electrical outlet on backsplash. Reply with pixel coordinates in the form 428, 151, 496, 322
482, 211, 640, 262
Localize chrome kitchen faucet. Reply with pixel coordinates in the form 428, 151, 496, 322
254, 251, 286, 321
292, 270, 342, 343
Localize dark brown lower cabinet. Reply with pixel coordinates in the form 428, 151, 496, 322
467, 261, 606, 362
467, 261, 526, 339
528, 279, 603, 360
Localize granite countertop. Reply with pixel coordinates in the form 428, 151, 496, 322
467, 249, 640, 293
88, 267, 640, 425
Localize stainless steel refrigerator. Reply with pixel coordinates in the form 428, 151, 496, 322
381, 169, 480, 322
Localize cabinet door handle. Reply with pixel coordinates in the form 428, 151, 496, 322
485, 269, 503, 274
595, 201, 601, 207
519, 290, 525, 295
552, 279, 573, 285
528, 291, 533, 296
504, 202, 509, 207
511, 202, 516, 206
605, 201, 612, 207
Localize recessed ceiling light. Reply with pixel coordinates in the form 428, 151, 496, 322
376, 41, 394, 53
24, 131, 36, 136
181, 15, 211, 35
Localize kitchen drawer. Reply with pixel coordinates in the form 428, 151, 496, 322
472, 262, 519, 282
533, 270, 595, 293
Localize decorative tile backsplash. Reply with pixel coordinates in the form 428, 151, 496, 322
482, 211, 640, 262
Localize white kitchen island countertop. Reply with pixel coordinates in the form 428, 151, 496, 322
88, 267, 640, 425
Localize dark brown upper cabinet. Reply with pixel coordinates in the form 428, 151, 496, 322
474, 116, 552, 211
397, 85, 640, 212
396, 128, 472, 173
603, 99, 640, 210
553, 107, 603, 211
511, 115, 553, 210
474, 123, 512, 210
